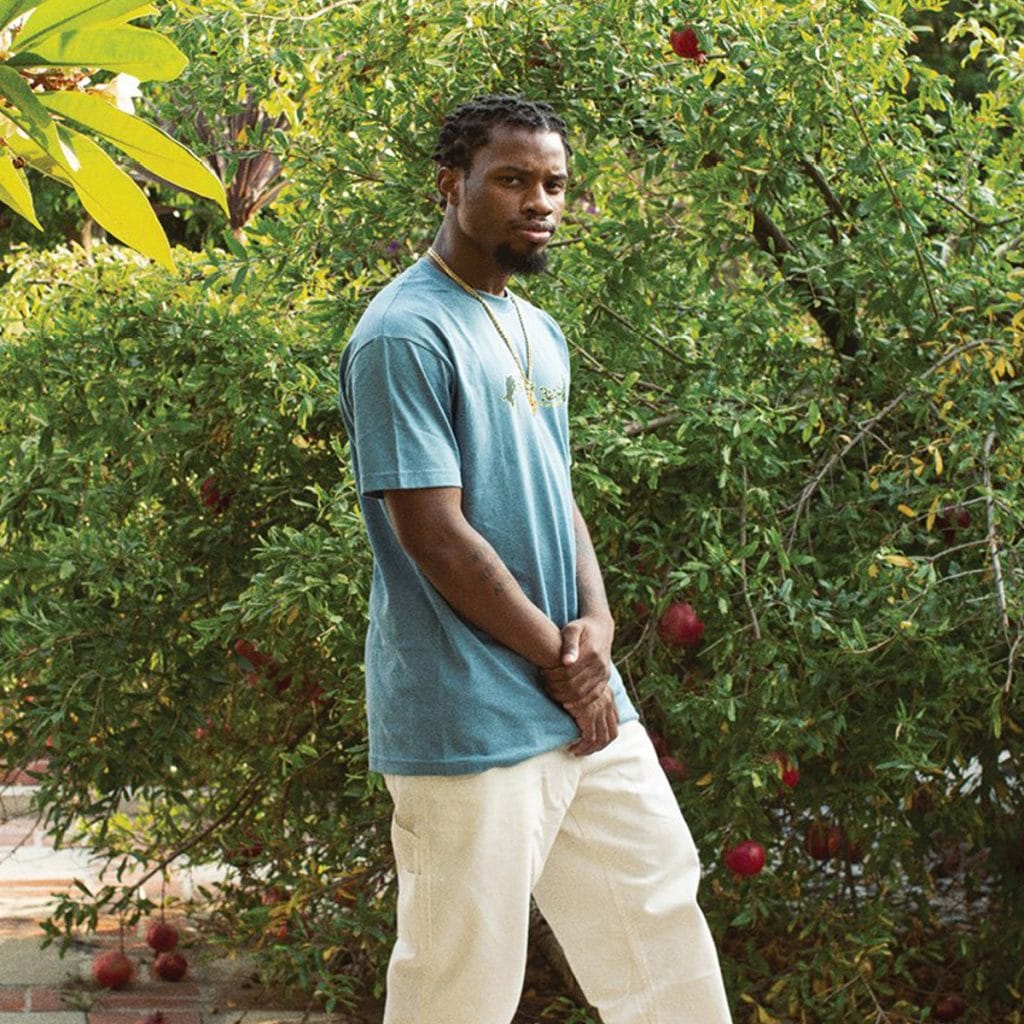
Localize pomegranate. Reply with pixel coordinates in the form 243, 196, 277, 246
669, 25, 708, 63
92, 950, 134, 990
145, 919, 179, 953
153, 951, 188, 982
723, 840, 766, 877
770, 751, 799, 788
658, 755, 687, 781
932, 994, 966, 1021
804, 822, 843, 861
658, 602, 705, 647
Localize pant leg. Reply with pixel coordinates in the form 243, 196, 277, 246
382, 745, 578, 1024
532, 721, 733, 1024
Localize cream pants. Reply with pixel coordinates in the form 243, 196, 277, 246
382, 720, 733, 1024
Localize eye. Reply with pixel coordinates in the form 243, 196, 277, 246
500, 174, 521, 184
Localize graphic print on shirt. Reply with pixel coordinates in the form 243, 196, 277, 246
502, 374, 568, 410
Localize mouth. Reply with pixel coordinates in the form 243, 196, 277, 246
512, 222, 555, 245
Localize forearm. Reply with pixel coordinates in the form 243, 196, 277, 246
409, 519, 564, 669
573, 502, 614, 630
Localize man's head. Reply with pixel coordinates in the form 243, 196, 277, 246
433, 95, 571, 280
433, 94, 571, 180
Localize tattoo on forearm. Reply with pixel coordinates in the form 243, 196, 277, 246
469, 545, 509, 596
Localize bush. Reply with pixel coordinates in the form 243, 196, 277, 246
2, 0, 1023, 1019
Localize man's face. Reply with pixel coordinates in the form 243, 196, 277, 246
443, 125, 568, 275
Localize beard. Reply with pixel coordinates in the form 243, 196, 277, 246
494, 243, 550, 275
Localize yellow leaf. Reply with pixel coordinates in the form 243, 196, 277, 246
881, 554, 914, 568
897, 504, 916, 517
286, 606, 299, 625
867, 564, 879, 578
54, 128, 173, 268
926, 496, 940, 531
931, 446, 943, 476
696, 772, 713, 787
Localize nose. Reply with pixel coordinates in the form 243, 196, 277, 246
523, 182, 555, 218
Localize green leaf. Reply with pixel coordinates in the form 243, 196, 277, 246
0, 153, 41, 228
0, 0, 37, 30
95, 2, 158, 27
41, 91, 228, 212
57, 127, 174, 269
0, 66, 76, 173
17, 0, 150, 46
13, 27, 188, 81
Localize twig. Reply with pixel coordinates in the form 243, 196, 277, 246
982, 430, 1011, 635
739, 464, 763, 641
1006, 634, 1021, 695
594, 301, 691, 368
842, 89, 939, 319
935, 191, 1017, 230
785, 339, 1006, 548
623, 411, 687, 437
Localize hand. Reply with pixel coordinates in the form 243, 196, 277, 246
566, 683, 619, 756
541, 615, 614, 707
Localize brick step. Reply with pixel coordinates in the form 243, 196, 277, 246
0, 788, 41, 824
0, 760, 51, 788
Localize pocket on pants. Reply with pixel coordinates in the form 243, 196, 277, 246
391, 816, 423, 876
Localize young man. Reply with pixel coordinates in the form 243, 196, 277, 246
338, 95, 732, 1024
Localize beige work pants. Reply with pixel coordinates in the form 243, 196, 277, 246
382, 720, 733, 1024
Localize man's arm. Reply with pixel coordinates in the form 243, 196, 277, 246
542, 501, 620, 754
383, 486, 564, 669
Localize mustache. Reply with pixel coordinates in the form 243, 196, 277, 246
513, 220, 556, 232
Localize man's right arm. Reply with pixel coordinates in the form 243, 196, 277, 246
383, 486, 565, 670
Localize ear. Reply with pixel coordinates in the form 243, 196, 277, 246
437, 166, 462, 208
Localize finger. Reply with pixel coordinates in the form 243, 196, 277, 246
561, 621, 584, 666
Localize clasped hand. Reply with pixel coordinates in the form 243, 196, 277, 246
541, 616, 619, 756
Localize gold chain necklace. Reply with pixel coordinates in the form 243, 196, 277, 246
427, 246, 538, 414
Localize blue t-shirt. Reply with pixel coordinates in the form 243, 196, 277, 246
338, 257, 637, 775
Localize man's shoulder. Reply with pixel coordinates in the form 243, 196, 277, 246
352, 259, 447, 343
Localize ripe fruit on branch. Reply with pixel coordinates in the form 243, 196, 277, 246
935, 503, 970, 545
647, 728, 669, 758
199, 475, 232, 514
92, 950, 134, 990
658, 755, 686, 781
658, 602, 705, 647
804, 822, 843, 861
153, 951, 188, 982
145, 920, 179, 953
770, 751, 799, 788
723, 840, 766, 877
932, 994, 966, 1021
669, 25, 708, 64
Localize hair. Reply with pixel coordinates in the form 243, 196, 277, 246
432, 94, 571, 174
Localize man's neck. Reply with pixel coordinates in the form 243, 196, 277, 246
429, 228, 509, 296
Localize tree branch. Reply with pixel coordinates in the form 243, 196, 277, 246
750, 204, 860, 357
784, 339, 1007, 548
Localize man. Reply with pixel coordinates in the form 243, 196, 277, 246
338, 94, 732, 1024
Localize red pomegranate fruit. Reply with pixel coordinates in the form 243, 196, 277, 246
92, 950, 134, 990
723, 840, 766, 877
153, 951, 188, 982
145, 920, 179, 953
658, 602, 705, 647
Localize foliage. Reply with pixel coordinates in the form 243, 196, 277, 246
0, 0, 226, 266
2, 0, 1023, 1021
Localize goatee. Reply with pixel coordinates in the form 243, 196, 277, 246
494, 243, 549, 276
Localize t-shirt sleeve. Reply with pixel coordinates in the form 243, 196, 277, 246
342, 335, 461, 499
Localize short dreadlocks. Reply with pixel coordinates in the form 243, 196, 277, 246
432, 94, 571, 174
